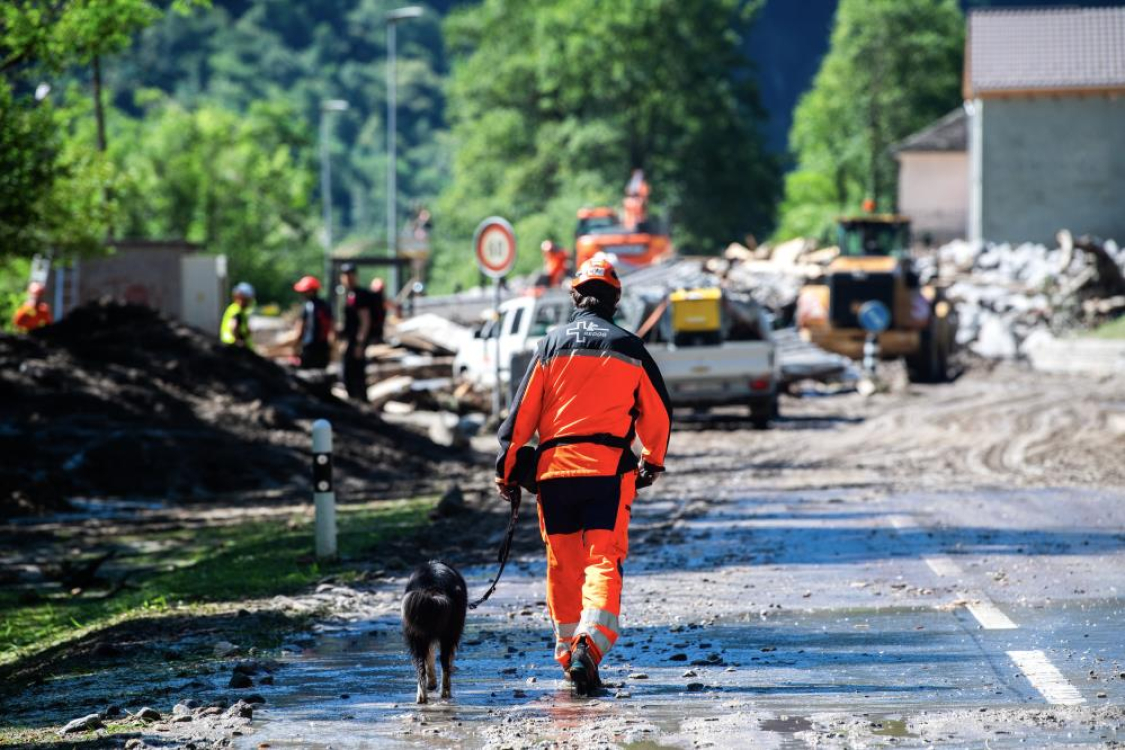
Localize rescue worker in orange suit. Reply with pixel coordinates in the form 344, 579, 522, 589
539, 240, 570, 288
12, 282, 53, 332
495, 256, 672, 695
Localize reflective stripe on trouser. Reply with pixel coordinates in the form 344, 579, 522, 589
537, 472, 635, 667
553, 621, 578, 664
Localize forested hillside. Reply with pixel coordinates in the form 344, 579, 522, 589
4, 0, 1122, 305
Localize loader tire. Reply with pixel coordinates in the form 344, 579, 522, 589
906, 323, 949, 384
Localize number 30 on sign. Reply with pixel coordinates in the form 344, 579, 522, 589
473, 217, 517, 279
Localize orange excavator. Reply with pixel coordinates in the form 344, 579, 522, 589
575, 170, 673, 272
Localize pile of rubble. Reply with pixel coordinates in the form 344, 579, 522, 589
924, 231, 1125, 359
0, 300, 453, 515
687, 231, 1125, 362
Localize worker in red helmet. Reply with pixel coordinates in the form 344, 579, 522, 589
12, 282, 53, 333
496, 255, 672, 695
539, 240, 570, 288
292, 276, 333, 369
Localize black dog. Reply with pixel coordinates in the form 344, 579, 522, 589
401, 561, 467, 704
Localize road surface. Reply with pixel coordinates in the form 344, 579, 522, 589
240, 365, 1125, 748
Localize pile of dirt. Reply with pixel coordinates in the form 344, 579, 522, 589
0, 300, 459, 515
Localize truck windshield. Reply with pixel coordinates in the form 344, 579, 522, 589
598, 242, 648, 256
530, 302, 568, 337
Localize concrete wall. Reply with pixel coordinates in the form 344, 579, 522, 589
897, 151, 968, 244
974, 95, 1125, 245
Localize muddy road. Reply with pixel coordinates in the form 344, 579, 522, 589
12, 365, 1119, 748
222, 365, 1124, 748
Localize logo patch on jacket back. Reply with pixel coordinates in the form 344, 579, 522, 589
566, 320, 608, 346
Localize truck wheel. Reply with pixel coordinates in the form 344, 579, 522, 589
749, 397, 775, 429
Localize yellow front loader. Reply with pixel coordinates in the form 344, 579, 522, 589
796, 216, 957, 383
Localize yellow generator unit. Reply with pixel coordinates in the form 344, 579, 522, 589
668, 287, 723, 347
670, 287, 722, 333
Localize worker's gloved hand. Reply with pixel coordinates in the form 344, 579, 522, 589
495, 477, 521, 504
635, 462, 665, 490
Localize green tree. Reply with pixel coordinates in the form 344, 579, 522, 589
777, 0, 963, 241
0, 82, 115, 261
116, 0, 450, 247
110, 97, 319, 304
0, 0, 206, 262
432, 0, 779, 291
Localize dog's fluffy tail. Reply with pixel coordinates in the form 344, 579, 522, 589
402, 589, 453, 646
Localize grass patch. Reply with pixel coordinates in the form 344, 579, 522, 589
0, 497, 434, 668
1086, 315, 1125, 339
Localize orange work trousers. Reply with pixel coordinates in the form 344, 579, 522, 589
536, 472, 635, 669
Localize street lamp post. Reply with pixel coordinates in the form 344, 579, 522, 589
386, 5, 424, 297
320, 99, 349, 286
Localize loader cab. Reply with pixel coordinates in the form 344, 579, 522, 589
837, 217, 911, 258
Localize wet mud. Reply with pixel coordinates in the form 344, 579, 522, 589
6, 364, 1124, 747
233, 366, 1125, 748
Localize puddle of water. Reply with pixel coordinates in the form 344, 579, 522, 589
240, 602, 1012, 749
870, 716, 914, 738
759, 714, 813, 733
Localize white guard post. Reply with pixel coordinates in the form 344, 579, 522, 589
312, 419, 337, 560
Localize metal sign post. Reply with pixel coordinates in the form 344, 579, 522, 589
857, 300, 892, 375
473, 217, 517, 417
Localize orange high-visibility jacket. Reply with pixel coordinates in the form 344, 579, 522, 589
544, 249, 569, 287
12, 302, 52, 332
497, 309, 672, 482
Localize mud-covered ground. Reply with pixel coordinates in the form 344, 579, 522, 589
0, 300, 458, 515
6, 363, 1125, 748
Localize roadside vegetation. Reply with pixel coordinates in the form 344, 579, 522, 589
1087, 315, 1125, 339
0, 497, 434, 670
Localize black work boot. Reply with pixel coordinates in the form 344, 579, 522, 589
567, 636, 602, 696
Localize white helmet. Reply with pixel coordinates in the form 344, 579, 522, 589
234, 282, 255, 298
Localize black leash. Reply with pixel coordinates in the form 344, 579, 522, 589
468, 487, 521, 610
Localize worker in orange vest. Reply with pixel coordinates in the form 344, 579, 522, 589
539, 240, 570, 288
496, 256, 672, 695
12, 282, 53, 333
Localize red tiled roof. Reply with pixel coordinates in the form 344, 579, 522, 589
966, 7, 1125, 96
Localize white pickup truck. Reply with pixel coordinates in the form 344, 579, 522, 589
453, 289, 780, 426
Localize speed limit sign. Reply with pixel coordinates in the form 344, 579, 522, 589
473, 217, 517, 279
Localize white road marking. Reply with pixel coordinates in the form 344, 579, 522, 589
923, 554, 962, 578
964, 598, 1018, 630
1007, 650, 1086, 705
887, 515, 912, 530
885, 515, 1011, 628
886, 514, 1083, 707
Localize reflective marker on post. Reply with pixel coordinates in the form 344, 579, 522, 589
863, 333, 879, 375
312, 419, 337, 560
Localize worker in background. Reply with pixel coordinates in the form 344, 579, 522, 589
538, 240, 570, 288
339, 263, 371, 400
292, 276, 333, 369
12, 282, 53, 333
495, 256, 672, 696
623, 168, 650, 230
368, 277, 387, 345
221, 282, 255, 349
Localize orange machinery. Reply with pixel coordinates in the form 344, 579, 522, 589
574, 170, 673, 271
